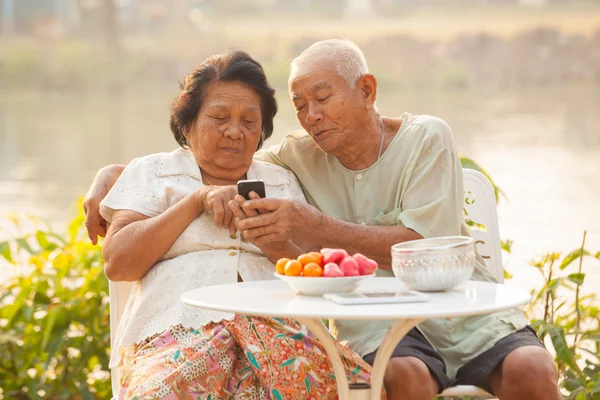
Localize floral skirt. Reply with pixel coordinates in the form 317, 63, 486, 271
118, 315, 383, 399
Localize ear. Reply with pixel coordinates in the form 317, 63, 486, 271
358, 74, 377, 110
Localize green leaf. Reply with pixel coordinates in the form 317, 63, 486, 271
503, 269, 513, 280
16, 238, 36, 255
560, 249, 590, 270
280, 358, 296, 367
271, 389, 283, 400
273, 318, 285, 324
246, 351, 261, 370
547, 324, 581, 375
41, 306, 59, 350
461, 156, 506, 203
567, 273, 586, 286
0, 241, 14, 263
501, 239, 513, 254
352, 365, 362, 375
304, 377, 311, 393
563, 377, 584, 392
575, 392, 586, 400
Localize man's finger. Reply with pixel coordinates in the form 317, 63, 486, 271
242, 198, 281, 212
238, 212, 278, 231
255, 234, 285, 247
243, 223, 282, 239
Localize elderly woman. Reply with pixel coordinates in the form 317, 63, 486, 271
101, 50, 374, 399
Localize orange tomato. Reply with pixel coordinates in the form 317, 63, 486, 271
303, 262, 323, 277
298, 252, 324, 267
275, 258, 290, 275
284, 260, 303, 276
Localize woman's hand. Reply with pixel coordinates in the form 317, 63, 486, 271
197, 185, 239, 234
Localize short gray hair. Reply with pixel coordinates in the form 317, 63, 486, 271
289, 39, 369, 88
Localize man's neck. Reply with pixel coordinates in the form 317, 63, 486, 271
335, 114, 383, 171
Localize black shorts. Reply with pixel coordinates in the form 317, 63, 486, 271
363, 325, 545, 394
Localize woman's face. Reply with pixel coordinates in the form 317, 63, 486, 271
185, 81, 263, 181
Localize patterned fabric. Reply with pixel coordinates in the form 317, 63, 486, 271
118, 315, 383, 400
99, 148, 308, 368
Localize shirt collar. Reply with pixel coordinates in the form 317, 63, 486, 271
155, 147, 290, 187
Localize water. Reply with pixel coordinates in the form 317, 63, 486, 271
1, 85, 599, 292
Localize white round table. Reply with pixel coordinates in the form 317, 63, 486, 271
181, 278, 531, 400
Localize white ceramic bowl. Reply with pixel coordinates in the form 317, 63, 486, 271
391, 236, 476, 292
274, 273, 376, 296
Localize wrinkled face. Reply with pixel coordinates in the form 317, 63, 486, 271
289, 60, 366, 154
185, 81, 262, 180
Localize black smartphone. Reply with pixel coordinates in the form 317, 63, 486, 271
237, 179, 266, 200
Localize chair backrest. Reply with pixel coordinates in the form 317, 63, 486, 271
462, 168, 504, 282
108, 168, 504, 395
109, 280, 133, 396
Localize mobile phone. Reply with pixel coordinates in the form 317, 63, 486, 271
323, 291, 428, 305
237, 179, 266, 200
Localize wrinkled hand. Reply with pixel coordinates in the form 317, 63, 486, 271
231, 197, 322, 247
199, 185, 239, 234
83, 165, 123, 245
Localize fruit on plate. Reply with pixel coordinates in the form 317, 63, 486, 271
323, 262, 344, 277
298, 252, 324, 267
353, 253, 378, 275
320, 248, 348, 265
303, 262, 324, 277
339, 256, 360, 276
277, 249, 378, 278
275, 258, 290, 275
284, 260, 303, 276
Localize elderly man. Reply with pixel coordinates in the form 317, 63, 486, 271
84, 40, 560, 400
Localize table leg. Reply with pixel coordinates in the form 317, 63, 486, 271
297, 318, 351, 400
369, 318, 425, 400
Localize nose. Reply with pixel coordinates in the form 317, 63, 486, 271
305, 103, 323, 126
223, 119, 243, 140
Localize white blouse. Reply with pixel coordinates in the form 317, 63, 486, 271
100, 148, 306, 368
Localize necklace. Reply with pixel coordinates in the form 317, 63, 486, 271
377, 117, 385, 161
200, 170, 212, 186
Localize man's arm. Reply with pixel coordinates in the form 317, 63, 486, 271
235, 199, 421, 270
83, 164, 125, 244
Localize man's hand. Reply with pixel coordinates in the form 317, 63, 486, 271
232, 197, 323, 247
83, 165, 125, 245
199, 185, 239, 235
229, 193, 305, 261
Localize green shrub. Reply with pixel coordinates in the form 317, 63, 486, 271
0, 203, 111, 399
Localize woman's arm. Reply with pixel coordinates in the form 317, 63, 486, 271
103, 189, 206, 282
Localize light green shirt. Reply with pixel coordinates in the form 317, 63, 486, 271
255, 113, 528, 377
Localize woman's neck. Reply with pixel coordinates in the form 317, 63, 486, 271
200, 169, 245, 186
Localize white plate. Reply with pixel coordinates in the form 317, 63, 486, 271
274, 273, 376, 296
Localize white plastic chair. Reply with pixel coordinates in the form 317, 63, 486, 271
437, 169, 503, 399
109, 280, 133, 398
108, 168, 503, 398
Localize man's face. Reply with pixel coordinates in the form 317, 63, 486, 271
289, 60, 366, 155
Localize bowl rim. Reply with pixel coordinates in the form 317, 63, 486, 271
391, 236, 474, 253
274, 272, 376, 280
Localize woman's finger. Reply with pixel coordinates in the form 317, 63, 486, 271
212, 197, 225, 229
